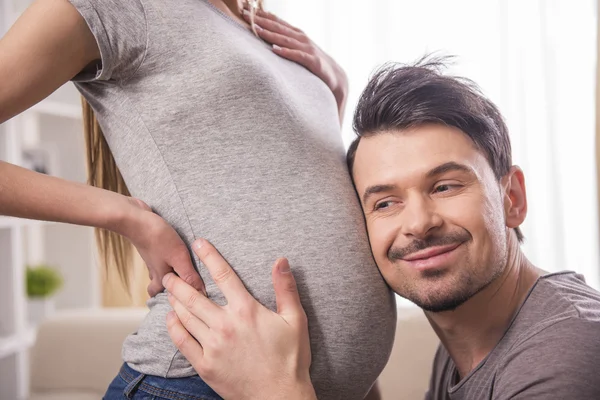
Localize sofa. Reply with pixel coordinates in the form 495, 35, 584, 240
29, 306, 439, 400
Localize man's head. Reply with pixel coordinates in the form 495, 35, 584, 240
348, 58, 528, 312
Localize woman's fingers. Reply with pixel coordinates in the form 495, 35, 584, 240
271, 46, 317, 71
169, 249, 207, 295
256, 27, 306, 52
148, 265, 168, 297
243, 10, 305, 42
163, 272, 222, 326
248, 5, 303, 33
241, 9, 314, 66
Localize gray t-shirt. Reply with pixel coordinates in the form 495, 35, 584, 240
426, 272, 600, 400
67, 0, 396, 398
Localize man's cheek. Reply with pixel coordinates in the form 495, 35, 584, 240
369, 240, 388, 268
367, 224, 392, 260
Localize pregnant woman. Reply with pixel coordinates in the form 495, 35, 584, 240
0, 0, 396, 398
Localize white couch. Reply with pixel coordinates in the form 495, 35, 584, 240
29, 307, 439, 400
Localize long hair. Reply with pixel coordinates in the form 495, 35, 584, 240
82, 99, 134, 289
82, 0, 266, 291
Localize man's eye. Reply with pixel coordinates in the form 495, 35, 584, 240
374, 201, 394, 210
433, 184, 458, 193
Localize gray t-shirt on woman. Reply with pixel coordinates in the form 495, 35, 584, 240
67, 0, 396, 398
426, 272, 600, 400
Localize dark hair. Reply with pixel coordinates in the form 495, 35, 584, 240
347, 56, 523, 242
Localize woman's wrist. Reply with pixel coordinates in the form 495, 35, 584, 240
101, 193, 146, 239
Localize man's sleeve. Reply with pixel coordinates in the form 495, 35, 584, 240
494, 318, 600, 400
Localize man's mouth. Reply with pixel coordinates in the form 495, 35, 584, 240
401, 242, 463, 262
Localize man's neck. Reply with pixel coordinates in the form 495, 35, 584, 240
425, 234, 542, 379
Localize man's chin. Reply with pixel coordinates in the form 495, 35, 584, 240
399, 285, 474, 313
415, 295, 471, 313
405, 276, 497, 313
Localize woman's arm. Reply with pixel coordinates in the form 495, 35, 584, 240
0, 161, 205, 296
0, 161, 135, 232
0, 0, 204, 295
0, 0, 100, 123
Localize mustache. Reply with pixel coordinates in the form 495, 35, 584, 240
388, 230, 471, 261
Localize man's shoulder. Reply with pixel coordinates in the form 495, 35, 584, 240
534, 271, 600, 312
493, 317, 600, 399
506, 315, 600, 358
504, 271, 600, 374
489, 272, 600, 399
516, 271, 600, 335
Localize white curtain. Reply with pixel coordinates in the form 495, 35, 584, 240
269, 0, 600, 289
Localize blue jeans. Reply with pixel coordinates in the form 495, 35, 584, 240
104, 363, 223, 400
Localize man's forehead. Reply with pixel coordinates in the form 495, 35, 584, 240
352, 126, 486, 189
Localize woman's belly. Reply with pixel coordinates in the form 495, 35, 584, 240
121, 143, 397, 399
85, 12, 397, 395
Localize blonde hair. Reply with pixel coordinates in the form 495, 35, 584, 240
82, 99, 134, 289
82, 0, 265, 290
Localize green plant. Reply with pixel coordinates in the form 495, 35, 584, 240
26, 265, 63, 298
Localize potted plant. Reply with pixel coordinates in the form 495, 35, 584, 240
26, 264, 63, 325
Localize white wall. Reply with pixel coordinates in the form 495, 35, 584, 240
268, 0, 600, 289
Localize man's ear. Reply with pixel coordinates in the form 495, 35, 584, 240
502, 166, 527, 229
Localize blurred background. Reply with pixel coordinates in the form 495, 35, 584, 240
0, 0, 598, 399
270, 0, 600, 290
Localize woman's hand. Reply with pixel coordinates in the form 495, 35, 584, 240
0, 159, 202, 298
120, 197, 205, 297
243, 5, 349, 122
163, 238, 315, 400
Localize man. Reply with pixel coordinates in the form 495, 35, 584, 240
162, 59, 600, 399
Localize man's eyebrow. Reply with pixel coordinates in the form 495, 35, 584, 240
361, 162, 475, 204
426, 162, 475, 179
362, 184, 398, 205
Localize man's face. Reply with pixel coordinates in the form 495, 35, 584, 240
353, 124, 512, 312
